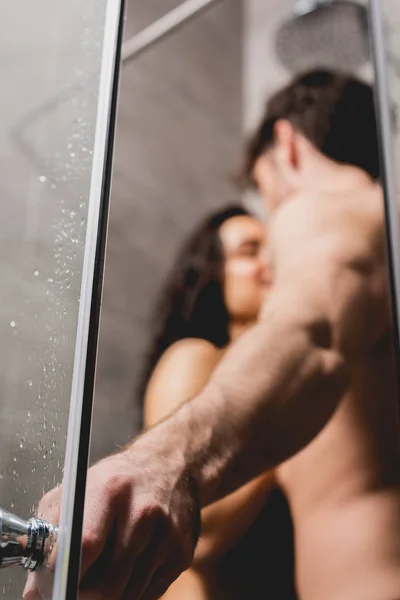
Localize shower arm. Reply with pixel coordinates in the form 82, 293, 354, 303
121, 0, 223, 63
0, 507, 58, 571
294, 0, 335, 17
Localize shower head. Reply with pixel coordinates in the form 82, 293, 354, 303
276, 1, 369, 74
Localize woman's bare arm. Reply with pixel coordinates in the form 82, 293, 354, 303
145, 339, 275, 564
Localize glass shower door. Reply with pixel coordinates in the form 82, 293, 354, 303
0, 0, 123, 598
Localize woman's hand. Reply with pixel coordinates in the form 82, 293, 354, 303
23, 433, 200, 600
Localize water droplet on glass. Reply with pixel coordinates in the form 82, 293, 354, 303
10, 321, 16, 328
34, 270, 39, 277
47, 278, 54, 283
38, 175, 47, 183
28, 380, 33, 387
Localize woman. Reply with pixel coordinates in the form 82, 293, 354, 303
140, 205, 295, 599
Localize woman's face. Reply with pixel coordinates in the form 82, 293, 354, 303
219, 214, 271, 323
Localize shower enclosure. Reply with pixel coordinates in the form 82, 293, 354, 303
0, 0, 399, 599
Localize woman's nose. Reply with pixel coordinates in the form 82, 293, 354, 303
258, 259, 273, 286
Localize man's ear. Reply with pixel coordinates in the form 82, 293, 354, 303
273, 119, 297, 169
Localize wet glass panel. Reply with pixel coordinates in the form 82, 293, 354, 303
0, 1, 109, 597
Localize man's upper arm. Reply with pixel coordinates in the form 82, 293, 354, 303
262, 196, 385, 361
144, 339, 222, 428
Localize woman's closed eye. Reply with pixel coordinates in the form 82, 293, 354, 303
234, 241, 261, 258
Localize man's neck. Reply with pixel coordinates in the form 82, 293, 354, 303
299, 154, 374, 197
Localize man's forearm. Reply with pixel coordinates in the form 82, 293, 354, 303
153, 315, 347, 508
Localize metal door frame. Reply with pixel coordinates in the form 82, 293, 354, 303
52, 1, 125, 597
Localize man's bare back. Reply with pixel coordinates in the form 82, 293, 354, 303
275, 184, 400, 600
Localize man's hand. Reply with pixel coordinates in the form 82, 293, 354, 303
23, 432, 200, 600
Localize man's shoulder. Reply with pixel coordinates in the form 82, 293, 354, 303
271, 186, 383, 245
269, 193, 329, 254
268, 186, 386, 284
277, 186, 382, 219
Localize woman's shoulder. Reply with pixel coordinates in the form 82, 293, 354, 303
147, 338, 223, 395
144, 339, 224, 426
153, 338, 224, 381
164, 338, 223, 362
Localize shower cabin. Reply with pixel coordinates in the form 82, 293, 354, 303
0, 0, 399, 598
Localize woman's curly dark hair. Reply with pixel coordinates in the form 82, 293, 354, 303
137, 205, 249, 404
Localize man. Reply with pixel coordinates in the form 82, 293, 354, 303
24, 70, 400, 600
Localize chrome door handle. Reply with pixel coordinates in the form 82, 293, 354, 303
0, 507, 58, 571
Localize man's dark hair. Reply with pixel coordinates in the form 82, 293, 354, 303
241, 69, 380, 186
